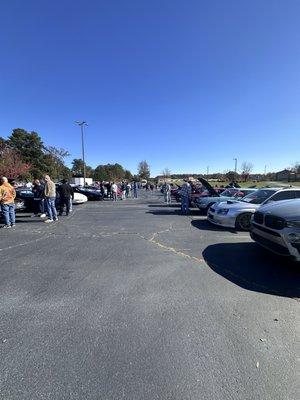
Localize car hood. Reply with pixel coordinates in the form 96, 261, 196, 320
197, 178, 219, 197
215, 200, 260, 211
198, 195, 235, 204
258, 199, 300, 220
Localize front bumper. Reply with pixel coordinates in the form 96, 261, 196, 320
251, 223, 300, 262
196, 202, 210, 210
207, 210, 237, 228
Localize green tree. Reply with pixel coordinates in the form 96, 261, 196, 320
43, 146, 71, 180
8, 128, 46, 177
225, 171, 239, 182
124, 169, 133, 180
138, 160, 150, 180
71, 158, 93, 177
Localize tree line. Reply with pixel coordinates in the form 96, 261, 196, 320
0, 128, 151, 182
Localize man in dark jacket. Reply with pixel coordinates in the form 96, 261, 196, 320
58, 180, 74, 216
32, 179, 45, 216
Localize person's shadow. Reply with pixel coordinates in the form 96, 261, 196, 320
203, 242, 300, 298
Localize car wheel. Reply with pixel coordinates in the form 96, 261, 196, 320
235, 213, 252, 231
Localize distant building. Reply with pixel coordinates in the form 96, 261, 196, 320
276, 169, 293, 181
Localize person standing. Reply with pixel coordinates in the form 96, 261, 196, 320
100, 182, 105, 198
58, 179, 74, 216
111, 182, 118, 201
180, 180, 192, 214
44, 175, 58, 223
133, 181, 138, 198
126, 182, 131, 198
0, 177, 16, 228
32, 179, 45, 217
121, 181, 126, 200
106, 182, 112, 200
163, 182, 171, 205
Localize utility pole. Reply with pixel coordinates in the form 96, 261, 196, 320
75, 121, 88, 186
264, 165, 267, 176
206, 166, 209, 176
233, 158, 238, 174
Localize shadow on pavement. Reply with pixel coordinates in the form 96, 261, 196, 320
146, 209, 182, 216
148, 204, 180, 208
203, 242, 300, 298
191, 219, 237, 233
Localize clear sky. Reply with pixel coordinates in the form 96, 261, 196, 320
1, 0, 299, 176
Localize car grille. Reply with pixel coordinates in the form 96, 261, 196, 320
252, 222, 281, 237
265, 215, 286, 230
253, 211, 264, 224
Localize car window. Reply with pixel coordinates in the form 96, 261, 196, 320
295, 191, 300, 198
221, 189, 237, 197
268, 190, 296, 202
241, 189, 277, 204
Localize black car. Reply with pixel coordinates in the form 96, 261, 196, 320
73, 186, 103, 201
15, 188, 35, 212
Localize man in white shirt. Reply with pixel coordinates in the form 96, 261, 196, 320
111, 182, 118, 201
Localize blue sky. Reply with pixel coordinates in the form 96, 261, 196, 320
1, 0, 299, 176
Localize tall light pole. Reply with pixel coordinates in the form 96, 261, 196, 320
75, 121, 88, 186
233, 158, 238, 174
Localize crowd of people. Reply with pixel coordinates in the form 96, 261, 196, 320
0, 175, 75, 228
0, 176, 146, 228
1, 174, 196, 229
92, 181, 140, 200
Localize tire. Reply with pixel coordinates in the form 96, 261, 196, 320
235, 213, 252, 231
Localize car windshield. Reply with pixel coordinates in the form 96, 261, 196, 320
240, 189, 277, 204
221, 189, 238, 197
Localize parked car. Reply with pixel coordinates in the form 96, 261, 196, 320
15, 188, 35, 212
208, 187, 300, 230
15, 188, 88, 212
250, 199, 300, 262
195, 188, 256, 213
73, 187, 103, 201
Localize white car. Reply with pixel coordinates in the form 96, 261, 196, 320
72, 192, 88, 204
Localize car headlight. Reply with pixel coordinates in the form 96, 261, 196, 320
288, 233, 300, 243
217, 208, 229, 215
286, 220, 300, 228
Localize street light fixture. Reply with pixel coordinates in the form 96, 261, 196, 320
75, 121, 88, 186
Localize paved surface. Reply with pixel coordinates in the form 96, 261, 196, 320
0, 191, 299, 400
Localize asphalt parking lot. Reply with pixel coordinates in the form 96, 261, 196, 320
0, 191, 299, 400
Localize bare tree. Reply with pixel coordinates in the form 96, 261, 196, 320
161, 168, 171, 179
240, 161, 254, 181
291, 161, 300, 173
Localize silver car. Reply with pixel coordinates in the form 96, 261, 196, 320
207, 187, 300, 230
195, 188, 256, 212
250, 199, 300, 262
